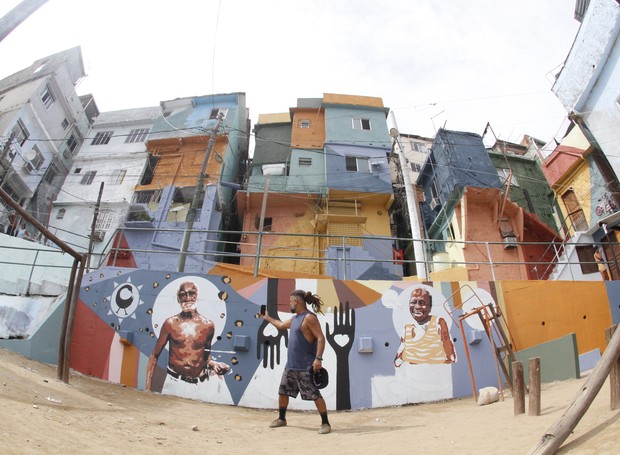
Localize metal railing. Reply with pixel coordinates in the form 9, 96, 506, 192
64, 225, 620, 281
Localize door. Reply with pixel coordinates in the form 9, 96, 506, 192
562, 189, 589, 232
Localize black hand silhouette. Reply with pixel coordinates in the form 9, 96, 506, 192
257, 303, 288, 369
326, 301, 355, 410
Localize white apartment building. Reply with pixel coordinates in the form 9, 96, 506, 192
50, 106, 160, 266
0, 47, 92, 229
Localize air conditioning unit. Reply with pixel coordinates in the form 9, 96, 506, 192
503, 236, 518, 249
91, 230, 106, 242
429, 197, 440, 210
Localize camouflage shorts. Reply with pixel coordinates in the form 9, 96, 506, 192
278, 368, 321, 401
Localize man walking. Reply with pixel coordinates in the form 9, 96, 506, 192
262, 289, 331, 434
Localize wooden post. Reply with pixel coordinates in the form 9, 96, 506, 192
528, 357, 541, 416
513, 360, 525, 415
528, 324, 620, 454
604, 325, 620, 410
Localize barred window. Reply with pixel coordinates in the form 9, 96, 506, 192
91, 131, 113, 145
81, 170, 96, 185
110, 169, 126, 184
125, 128, 149, 143
95, 210, 115, 230
67, 134, 78, 153
41, 84, 55, 109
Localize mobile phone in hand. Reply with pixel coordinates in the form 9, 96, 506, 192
260, 304, 266, 316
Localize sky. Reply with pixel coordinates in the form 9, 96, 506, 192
0, 0, 581, 152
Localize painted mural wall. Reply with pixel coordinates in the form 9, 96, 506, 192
71, 269, 618, 411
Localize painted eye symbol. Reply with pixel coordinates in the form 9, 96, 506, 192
115, 284, 134, 314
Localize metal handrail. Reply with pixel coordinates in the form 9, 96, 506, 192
72, 224, 620, 280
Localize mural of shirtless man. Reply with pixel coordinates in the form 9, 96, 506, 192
146, 280, 229, 391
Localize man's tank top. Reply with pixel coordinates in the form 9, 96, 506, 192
286, 311, 317, 371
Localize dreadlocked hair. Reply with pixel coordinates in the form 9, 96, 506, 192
291, 289, 325, 315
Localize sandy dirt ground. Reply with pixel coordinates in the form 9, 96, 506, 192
1, 348, 619, 455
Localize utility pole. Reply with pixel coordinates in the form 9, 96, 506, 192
178, 113, 224, 272
389, 113, 428, 280
0, 0, 49, 43
253, 175, 270, 277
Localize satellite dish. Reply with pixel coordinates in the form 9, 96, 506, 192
25, 149, 37, 161
389, 128, 399, 138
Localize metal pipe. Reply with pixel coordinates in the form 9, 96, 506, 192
485, 241, 496, 281
61, 253, 87, 383
388, 113, 428, 279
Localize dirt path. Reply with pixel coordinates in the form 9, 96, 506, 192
0, 348, 618, 454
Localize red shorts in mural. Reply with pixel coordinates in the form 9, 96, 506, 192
278, 368, 321, 401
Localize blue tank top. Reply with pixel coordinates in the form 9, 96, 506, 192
286, 311, 317, 371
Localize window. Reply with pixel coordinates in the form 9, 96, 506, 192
562, 189, 589, 231
12, 119, 29, 146
67, 134, 78, 153
410, 162, 422, 172
91, 131, 113, 145
81, 170, 96, 185
110, 169, 126, 184
345, 156, 370, 172
61, 118, 69, 130
56, 208, 66, 220
352, 117, 371, 130
3, 184, 23, 205
497, 168, 519, 187
254, 215, 272, 232
40, 84, 55, 109
43, 163, 58, 184
298, 157, 312, 166
299, 119, 311, 129
95, 210, 115, 231
133, 189, 162, 204
431, 177, 440, 200
209, 108, 228, 119
166, 186, 201, 222
140, 155, 160, 185
125, 128, 150, 143
576, 245, 598, 274
27, 146, 44, 171
410, 141, 426, 153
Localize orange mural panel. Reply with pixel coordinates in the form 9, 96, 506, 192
120, 343, 140, 387
501, 281, 611, 355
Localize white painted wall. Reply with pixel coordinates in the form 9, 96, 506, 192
0, 234, 75, 294
51, 107, 160, 259
553, 0, 620, 174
